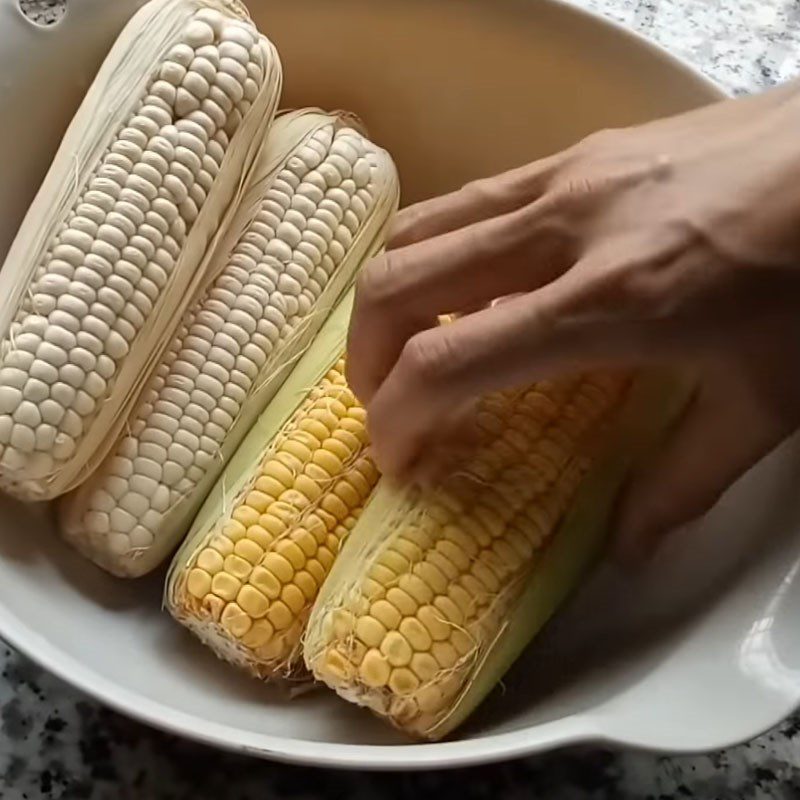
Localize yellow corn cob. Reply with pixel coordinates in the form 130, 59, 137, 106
165, 291, 377, 676
304, 369, 693, 740
0, 0, 282, 501
59, 110, 399, 577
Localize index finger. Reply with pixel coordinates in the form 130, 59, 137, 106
347, 195, 575, 404
388, 155, 563, 250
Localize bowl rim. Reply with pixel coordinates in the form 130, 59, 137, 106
0, 0, 744, 771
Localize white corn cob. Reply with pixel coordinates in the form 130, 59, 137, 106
60, 109, 399, 577
0, 0, 282, 501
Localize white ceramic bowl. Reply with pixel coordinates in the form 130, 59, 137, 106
1, 0, 799, 771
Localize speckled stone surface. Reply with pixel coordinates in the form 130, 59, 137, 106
3, 0, 800, 798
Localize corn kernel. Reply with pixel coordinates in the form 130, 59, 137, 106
255, 476, 284, 498
245, 490, 271, 513
237, 585, 269, 618
294, 570, 317, 600
209, 534, 235, 557
245, 524, 272, 550
431, 641, 459, 669
211, 572, 241, 601
426, 550, 459, 581
370, 600, 401, 631
283, 439, 312, 462
416, 684, 445, 714
355, 615, 387, 648
312, 448, 343, 475
262, 552, 293, 583
186, 568, 211, 599
281, 583, 305, 615
380, 631, 412, 667
399, 617, 432, 651
382, 549, 411, 576
241, 619, 275, 649
333, 480, 360, 508
249, 565, 282, 599
259, 513, 287, 538
235, 538, 264, 565
221, 602, 252, 638
418, 605, 451, 642
321, 438, 351, 462
388, 667, 420, 696
224, 554, 253, 581
222, 520, 246, 541
398, 573, 434, 606
433, 596, 464, 626
263, 460, 294, 488
305, 558, 326, 584
275, 539, 306, 570
202, 593, 225, 622
267, 600, 293, 631
196, 548, 224, 574
359, 649, 390, 687
232, 505, 260, 528
412, 561, 448, 595
320, 493, 348, 521
386, 587, 417, 616
436, 539, 470, 572
410, 652, 440, 682
294, 474, 323, 503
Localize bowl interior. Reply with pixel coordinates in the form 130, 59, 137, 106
2, 0, 798, 769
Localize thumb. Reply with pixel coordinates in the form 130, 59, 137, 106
614, 366, 798, 565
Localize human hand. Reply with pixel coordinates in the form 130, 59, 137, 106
346, 79, 800, 560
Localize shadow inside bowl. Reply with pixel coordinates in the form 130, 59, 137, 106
461, 432, 800, 738
0, 499, 162, 612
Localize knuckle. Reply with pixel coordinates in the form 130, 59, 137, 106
614, 264, 671, 318
548, 168, 604, 206
460, 176, 504, 207
389, 204, 423, 244
578, 126, 623, 156
355, 251, 402, 311
557, 127, 627, 197
401, 329, 459, 385
559, 176, 597, 200
562, 258, 667, 321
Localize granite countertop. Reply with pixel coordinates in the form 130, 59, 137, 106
4, 0, 800, 798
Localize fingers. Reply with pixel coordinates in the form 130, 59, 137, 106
614, 364, 800, 564
347, 196, 575, 405
388, 156, 563, 250
408, 399, 482, 488
364, 288, 650, 477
